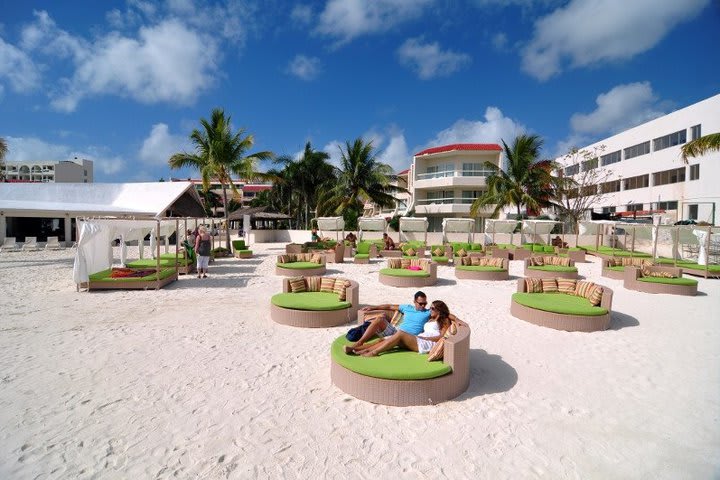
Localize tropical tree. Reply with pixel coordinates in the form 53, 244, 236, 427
168, 108, 273, 250
470, 134, 556, 218
325, 138, 403, 229
681, 132, 720, 163
0, 137, 7, 182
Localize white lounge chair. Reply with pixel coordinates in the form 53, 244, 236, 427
45, 236, 65, 250
22, 236, 41, 251
0, 237, 21, 253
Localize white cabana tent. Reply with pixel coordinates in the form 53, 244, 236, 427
316, 217, 345, 241
399, 217, 428, 243
442, 218, 476, 244
484, 219, 519, 245
521, 219, 563, 245
358, 217, 387, 240
615, 222, 656, 257
578, 220, 615, 250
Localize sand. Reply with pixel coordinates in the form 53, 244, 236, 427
0, 243, 719, 479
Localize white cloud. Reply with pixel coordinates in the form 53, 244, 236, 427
521, 0, 710, 80
0, 37, 41, 92
139, 123, 191, 166
378, 131, 411, 172
316, 0, 435, 45
491, 32, 508, 51
286, 55, 322, 81
426, 107, 526, 148
290, 4, 314, 25
5, 136, 125, 176
322, 140, 345, 167
570, 81, 665, 135
397, 38, 470, 79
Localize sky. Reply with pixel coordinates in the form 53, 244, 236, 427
1, 0, 719, 182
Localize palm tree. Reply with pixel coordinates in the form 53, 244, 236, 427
326, 138, 403, 228
681, 132, 720, 163
0, 137, 8, 182
168, 108, 273, 250
470, 134, 555, 218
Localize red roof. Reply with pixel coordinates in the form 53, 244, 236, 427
242, 185, 272, 193
414, 143, 502, 156
397, 168, 410, 175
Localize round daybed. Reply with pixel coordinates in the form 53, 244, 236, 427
330, 316, 470, 406
271, 277, 359, 327
601, 257, 654, 280
455, 257, 509, 281
510, 278, 613, 332
378, 259, 437, 287
524, 256, 578, 279
275, 253, 327, 277
623, 266, 698, 296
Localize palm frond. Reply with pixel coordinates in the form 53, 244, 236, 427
681, 133, 720, 163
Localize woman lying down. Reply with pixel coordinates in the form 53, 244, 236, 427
346, 300, 454, 357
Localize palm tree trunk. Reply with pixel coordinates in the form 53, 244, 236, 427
221, 183, 231, 250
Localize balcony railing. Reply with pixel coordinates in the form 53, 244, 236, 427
417, 169, 494, 180
417, 197, 478, 205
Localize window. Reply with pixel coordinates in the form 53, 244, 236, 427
600, 150, 621, 166
691, 124, 701, 140
582, 157, 598, 171
423, 163, 453, 179
656, 201, 678, 211
623, 174, 649, 191
624, 141, 650, 160
425, 190, 454, 204
580, 185, 597, 197
688, 204, 698, 220
626, 203, 644, 212
653, 129, 687, 151
602, 206, 616, 214
84, 169, 88, 176
689, 164, 700, 181
564, 164, 580, 176
600, 180, 621, 193
653, 167, 685, 186
461, 190, 482, 204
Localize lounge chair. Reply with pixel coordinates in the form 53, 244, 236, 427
601, 257, 654, 280
429, 245, 452, 264
275, 253, 327, 277
524, 256, 578, 279
354, 241, 378, 264
44, 236, 65, 250
232, 239, 253, 258
270, 276, 359, 327
0, 237, 21, 253
623, 266, 698, 296
455, 257, 509, 281
379, 258, 437, 287
21, 236, 41, 251
399, 241, 426, 258
80, 267, 178, 291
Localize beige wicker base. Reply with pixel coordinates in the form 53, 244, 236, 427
567, 250, 586, 263
601, 268, 624, 280
275, 265, 327, 277
379, 273, 436, 287
489, 249, 511, 260
524, 268, 578, 279
510, 300, 610, 332
623, 266, 697, 296
82, 272, 178, 291
455, 268, 509, 281
354, 257, 370, 264
271, 304, 351, 327
235, 252, 253, 258
512, 249, 532, 261
380, 250, 402, 257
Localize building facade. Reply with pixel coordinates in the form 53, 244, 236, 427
410, 144, 501, 231
2, 158, 94, 183
556, 94, 720, 224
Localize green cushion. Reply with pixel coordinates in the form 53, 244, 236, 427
431, 256, 450, 263
271, 292, 350, 311
89, 267, 176, 282
379, 268, 429, 277
127, 257, 192, 268
356, 242, 372, 254
402, 255, 419, 259
568, 247, 582, 251
330, 336, 451, 380
512, 292, 608, 316
607, 266, 625, 272
451, 242, 471, 253
656, 258, 720, 272
456, 265, 505, 272
354, 253, 370, 259
276, 261, 323, 270
638, 276, 698, 286
471, 243, 484, 251
232, 240, 246, 250
236, 249, 252, 254
544, 246, 555, 253
528, 265, 578, 272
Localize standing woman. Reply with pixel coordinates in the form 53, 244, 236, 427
194, 225, 212, 278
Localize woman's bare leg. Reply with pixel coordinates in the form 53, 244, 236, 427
361, 331, 419, 357
345, 315, 390, 352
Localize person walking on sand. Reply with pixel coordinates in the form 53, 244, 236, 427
344, 291, 430, 354
194, 225, 212, 278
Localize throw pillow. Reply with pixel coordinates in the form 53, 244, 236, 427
305, 276, 322, 292
390, 310, 404, 326
288, 277, 307, 293
406, 247, 416, 257
311, 253, 323, 264
533, 256, 544, 266
334, 279, 350, 301
277, 255, 290, 264
641, 266, 652, 277
492, 258, 504, 267
426, 338, 445, 361
432, 247, 444, 257
541, 278, 558, 293
649, 271, 674, 278
419, 259, 430, 270
320, 277, 336, 293
400, 258, 411, 269
471, 256, 481, 266
588, 286, 603, 306
457, 248, 468, 257
410, 258, 421, 268
575, 281, 596, 299
557, 278, 577, 294
388, 258, 402, 269
525, 277, 543, 293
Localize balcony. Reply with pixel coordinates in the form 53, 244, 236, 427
414, 198, 495, 215
415, 169, 493, 189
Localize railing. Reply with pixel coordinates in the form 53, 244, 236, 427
416, 197, 478, 205
416, 169, 493, 180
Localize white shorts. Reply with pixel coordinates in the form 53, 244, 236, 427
197, 255, 210, 269
416, 338, 437, 354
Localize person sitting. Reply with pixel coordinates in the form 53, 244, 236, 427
345, 232, 357, 248
350, 300, 453, 357
344, 291, 430, 354
311, 228, 320, 242
383, 233, 396, 250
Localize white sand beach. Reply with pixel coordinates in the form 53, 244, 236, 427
1, 244, 719, 479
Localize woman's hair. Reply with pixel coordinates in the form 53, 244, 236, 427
431, 300, 451, 330
198, 225, 207, 234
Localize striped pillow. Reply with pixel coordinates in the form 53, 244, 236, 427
410, 258, 421, 268
419, 259, 430, 270
388, 258, 402, 269
426, 337, 445, 361
541, 278, 558, 293
532, 256, 544, 266
334, 278, 350, 301
390, 310, 404, 326
493, 258, 504, 267
320, 277, 336, 293
310, 253, 323, 264
432, 247, 444, 257
471, 256, 482, 266
400, 258, 411, 269
559, 257, 571, 267
525, 277, 543, 293
557, 278, 577, 294
588, 286, 603, 306
305, 276, 322, 292
461, 256, 472, 266
288, 277, 306, 293
457, 248, 468, 257
648, 271, 674, 278
575, 281, 596, 299
405, 247, 416, 256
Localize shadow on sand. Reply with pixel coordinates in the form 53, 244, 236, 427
456, 348, 518, 401
608, 311, 640, 330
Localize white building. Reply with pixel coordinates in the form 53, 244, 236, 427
2, 158, 94, 183
410, 144, 501, 231
556, 93, 720, 224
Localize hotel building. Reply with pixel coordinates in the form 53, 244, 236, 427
2, 158, 94, 183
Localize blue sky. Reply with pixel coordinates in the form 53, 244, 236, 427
1, 0, 719, 182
